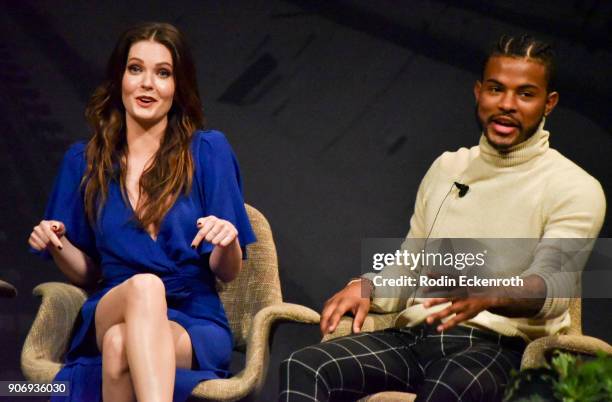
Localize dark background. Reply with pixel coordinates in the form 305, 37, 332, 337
1, 1, 610, 401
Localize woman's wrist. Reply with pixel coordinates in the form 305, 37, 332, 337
210, 238, 242, 282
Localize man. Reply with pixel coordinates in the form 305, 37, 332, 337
279, 35, 605, 402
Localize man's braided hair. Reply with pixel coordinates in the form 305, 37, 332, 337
485, 35, 556, 92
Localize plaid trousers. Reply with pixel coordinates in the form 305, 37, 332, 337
279, 323, 526, 402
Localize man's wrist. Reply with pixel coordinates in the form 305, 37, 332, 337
347, 277, 374, 299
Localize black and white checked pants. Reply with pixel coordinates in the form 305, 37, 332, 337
279, 323, 526, 402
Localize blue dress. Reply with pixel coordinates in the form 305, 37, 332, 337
32, 130, 256, 402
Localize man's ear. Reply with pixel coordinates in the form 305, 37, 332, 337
545, 91, 559, 116
473, 81, 482, 104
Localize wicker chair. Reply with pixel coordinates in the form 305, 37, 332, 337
322, 298, 612, 402
21, 204, 320, 401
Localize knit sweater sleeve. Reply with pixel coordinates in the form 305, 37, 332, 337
522, 168, 606, 320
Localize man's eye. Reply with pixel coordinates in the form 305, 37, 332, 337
488, 86, 501, 93
519, 92, 534, 97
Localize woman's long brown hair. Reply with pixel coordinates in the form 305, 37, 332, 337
83, 22, 204, 232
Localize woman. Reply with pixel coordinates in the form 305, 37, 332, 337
28, 22, 255, 402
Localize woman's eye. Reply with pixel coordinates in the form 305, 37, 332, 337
127, 64, 142, 73
158, 69, 172, 78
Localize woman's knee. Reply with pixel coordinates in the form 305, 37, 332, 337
125, 273, 166, 307
102, 324, 128, 380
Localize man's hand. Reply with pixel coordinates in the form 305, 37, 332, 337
423, 274, 547, 331
423, 297, 496, 332
320, 279, 371, 336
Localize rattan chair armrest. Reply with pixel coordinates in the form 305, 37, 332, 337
521, 334, 612, 369
322, 312, 399, 342
190, 303, 320, 401
0, 279, 18, 298
21, 282, 87, 381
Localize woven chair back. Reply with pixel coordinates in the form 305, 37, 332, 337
568, 297, 581, 335
216, 204, 283, 349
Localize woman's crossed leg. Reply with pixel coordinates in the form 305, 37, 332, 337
95, 273, 194, 402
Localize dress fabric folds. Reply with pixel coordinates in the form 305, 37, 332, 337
32, 130, 256, 402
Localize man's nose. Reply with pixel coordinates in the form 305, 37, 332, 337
498, 92, 516, 112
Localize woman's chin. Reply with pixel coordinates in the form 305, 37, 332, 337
127, 112, 167, 129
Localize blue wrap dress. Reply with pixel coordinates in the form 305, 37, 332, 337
33, 130, 256, 402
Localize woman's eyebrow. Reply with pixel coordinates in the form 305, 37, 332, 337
126, 57, 172, 68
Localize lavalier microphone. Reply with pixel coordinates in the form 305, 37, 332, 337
454, 181, 469, 197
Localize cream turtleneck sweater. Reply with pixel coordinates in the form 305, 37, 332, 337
365, 121, 606, 341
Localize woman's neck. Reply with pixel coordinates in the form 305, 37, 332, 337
125, 114, 167, 157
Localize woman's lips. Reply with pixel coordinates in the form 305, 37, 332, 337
136, 96, 156, 108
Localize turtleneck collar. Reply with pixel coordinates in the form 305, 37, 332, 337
478, 119, 549, 167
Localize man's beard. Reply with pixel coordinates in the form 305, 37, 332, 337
473, 103, 544, 151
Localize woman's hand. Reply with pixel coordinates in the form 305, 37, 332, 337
29, 220, 98, 287
28, 220, 66, 251
191, 216, 242, 282
190, 216, 238, 248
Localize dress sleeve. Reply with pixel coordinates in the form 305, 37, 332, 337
30, 142, 99, 262
196, 131, 256, 258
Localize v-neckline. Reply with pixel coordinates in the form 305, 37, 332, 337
124, 192, 160, 243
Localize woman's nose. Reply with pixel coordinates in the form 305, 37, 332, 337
140, 72, 153, 89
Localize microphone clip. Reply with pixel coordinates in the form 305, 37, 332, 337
454, 181, 469, 197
